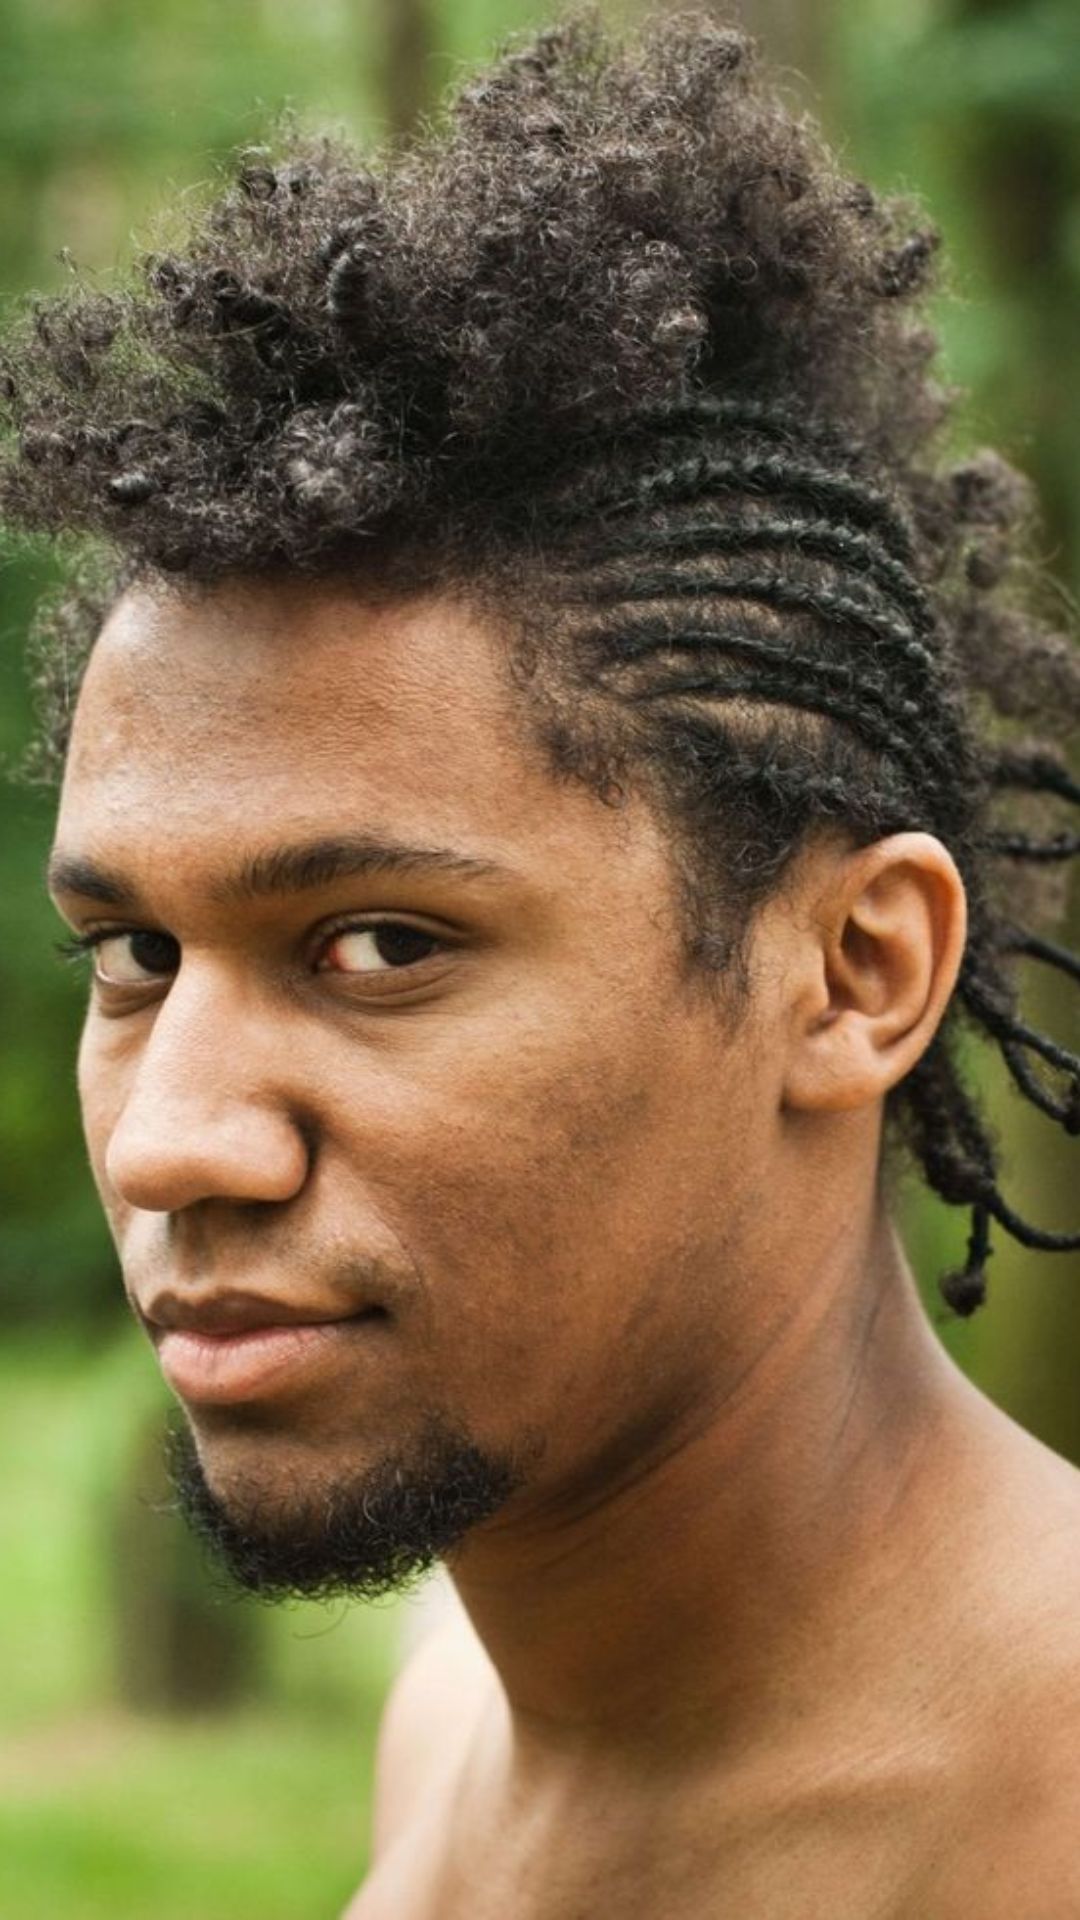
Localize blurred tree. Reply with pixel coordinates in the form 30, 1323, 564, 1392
376, 0, 439, 138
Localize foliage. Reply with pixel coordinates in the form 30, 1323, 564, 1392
0, 1711, 373, 1920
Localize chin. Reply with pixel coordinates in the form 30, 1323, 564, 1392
164, 1408, 533, 1603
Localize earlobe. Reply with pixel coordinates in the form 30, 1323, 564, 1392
782, 833, 968, 1115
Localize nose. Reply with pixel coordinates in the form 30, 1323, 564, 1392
100, 969, 311, 1213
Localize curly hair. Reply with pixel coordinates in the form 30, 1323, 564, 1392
1, 12, 1077, 1312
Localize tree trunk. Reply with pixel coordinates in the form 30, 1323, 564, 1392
375, 0, 438, 142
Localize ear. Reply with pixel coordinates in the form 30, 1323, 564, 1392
781, 833, 968, 1115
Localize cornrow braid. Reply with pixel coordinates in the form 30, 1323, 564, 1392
534, 400, 1079, 1314
614, 648, 949, 793
988, 831, 1080, 863
999, 1042, 1080, 1133
998, 931, 1080, 986
573, 513, 936, 636
579, 395, 879, 477
565, 443, 919, 563
576, 575, 938, 687
992, 749, 1080, 804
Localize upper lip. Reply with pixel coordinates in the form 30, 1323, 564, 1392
141, 1291, 368, 1337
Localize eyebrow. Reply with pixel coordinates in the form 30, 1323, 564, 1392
46, 833, 509, 908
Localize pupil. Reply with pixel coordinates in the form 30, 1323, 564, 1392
130, 930, 179, 974
374, 925, 437, 967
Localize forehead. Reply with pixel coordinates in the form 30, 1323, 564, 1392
56, 578, 656, 890
67, 579, 515, 795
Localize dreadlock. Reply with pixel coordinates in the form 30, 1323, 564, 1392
1, 12, 1077, 1314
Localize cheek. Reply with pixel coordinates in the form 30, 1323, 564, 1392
338, 1015, 758, 1422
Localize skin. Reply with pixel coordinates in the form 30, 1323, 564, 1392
50, 578, 1080, 1918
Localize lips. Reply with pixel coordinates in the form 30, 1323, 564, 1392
140, 1289, 389, 1405
141, 1287, 371, 1337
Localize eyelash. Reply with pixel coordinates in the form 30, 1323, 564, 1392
55, 932, 109, 964
54, 919, 447, 971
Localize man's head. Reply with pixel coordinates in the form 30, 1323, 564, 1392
48, 574, 965, 1597
4, 16, 1077, 1595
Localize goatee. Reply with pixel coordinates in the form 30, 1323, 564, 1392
165, 1414, 529, 1603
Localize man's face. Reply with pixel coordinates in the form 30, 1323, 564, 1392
50, 579, 787, 1590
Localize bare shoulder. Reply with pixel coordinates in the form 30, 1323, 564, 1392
368, 1593, 496, 1861
930, 1445, 1080, 1913
927, 1711, 1080, 1918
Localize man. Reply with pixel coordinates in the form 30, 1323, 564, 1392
5, 13, 1080, 1915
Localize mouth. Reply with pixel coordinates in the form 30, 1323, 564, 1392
144, 1296, 391, 1406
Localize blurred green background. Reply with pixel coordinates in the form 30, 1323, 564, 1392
0, 0, 1077, 1914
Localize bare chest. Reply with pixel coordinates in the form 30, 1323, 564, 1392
346, 1791, 953, 1920
346, 1747, 1080, 1920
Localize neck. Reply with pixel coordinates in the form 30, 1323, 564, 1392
450, 1209, 984, 1770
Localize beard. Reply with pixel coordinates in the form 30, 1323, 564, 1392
164, 1412, 529, 1604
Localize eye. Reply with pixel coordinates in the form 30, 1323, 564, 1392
92, 929, 180, 985
320, 921, 443, 975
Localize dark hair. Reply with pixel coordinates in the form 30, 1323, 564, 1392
2, 12, 1077, 1311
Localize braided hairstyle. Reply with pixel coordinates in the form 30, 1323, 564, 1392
1, 14, 1077, 1312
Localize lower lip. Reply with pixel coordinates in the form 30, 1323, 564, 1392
156, 1319, 379, 1405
